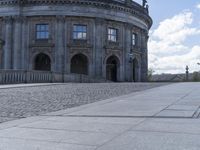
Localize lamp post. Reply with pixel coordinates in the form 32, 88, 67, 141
185, 65, 189, 81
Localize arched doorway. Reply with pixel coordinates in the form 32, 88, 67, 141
70, 54, 88, 75
34, 53, 51, 71
133, 59, 139, 82
106, 56, 120, 82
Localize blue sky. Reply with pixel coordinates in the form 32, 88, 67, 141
135, 0, 200, 74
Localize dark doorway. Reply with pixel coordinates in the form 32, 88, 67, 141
34, 53, 51, 71
71, 54, 88, 75
133, 59, 139, 82
106, 56, 119, 82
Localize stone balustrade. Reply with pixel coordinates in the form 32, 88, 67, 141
0, 70, 107, 84
0, 70, 53, 84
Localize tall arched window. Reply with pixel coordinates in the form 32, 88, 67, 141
106, 56, 120, 82
34, 53, 51, 71
70, 54, 88, 75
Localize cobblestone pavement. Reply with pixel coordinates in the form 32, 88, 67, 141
0, 83, 168, 123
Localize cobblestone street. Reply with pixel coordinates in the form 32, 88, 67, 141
0, 83, 167, 123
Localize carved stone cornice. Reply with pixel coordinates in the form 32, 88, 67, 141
0, 0, 152, 28
132, 49, 143, 55
67, 41, 93, 49
104, 42, 123, 50
29, 43, 55, 48
31, 47, 53, 56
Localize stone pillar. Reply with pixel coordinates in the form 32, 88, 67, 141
21, 17, 28, 70
141, 30, 148, 82
3, 17, 13, 69
124, 23, 132, 81
65, 18, 70, 74
13, 16, 22, 70
55, 16, 65, 73
94, 18, 104, 77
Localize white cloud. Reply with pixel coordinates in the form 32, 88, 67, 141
149, 46, 200, 74
196, 4, 200, 9
149, 11, 200, 74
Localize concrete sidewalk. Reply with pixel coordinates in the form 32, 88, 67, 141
0, 83, 200, 150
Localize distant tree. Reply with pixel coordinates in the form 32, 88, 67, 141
192, 72, 200, 82
148, 68, 155, 81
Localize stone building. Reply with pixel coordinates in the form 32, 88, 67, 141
0, 0, 152, 83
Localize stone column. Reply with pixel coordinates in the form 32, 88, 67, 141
124, 23, 132, 81
94, 18, 104, 77
13, 16, 22, 70
65, 18, 70, 74
21, 17, 28, 70
141, 30, 148, 82
3, 16, 13, 69
55, 16, 65, 73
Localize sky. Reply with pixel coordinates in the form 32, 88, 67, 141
135, 0, 200, 74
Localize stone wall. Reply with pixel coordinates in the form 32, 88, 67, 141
0, 0, 152, 82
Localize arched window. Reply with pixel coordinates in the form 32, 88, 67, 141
106, 56, 120, 82
70, 54, 88, 75
34, 53, 51, 71
133, 59, 139, 82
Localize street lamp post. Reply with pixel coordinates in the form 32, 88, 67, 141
185, 65, 189, 81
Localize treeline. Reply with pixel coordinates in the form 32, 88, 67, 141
192, 72, 200, 82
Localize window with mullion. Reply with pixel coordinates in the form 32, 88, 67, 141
132, 33, 137, 46
36, 24, 49, 40
73, 25, 87, 40
108, 28, 118, 42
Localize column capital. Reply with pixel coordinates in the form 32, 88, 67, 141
124, 23, 132, 30
13, 15, 24, 23
3, 16, 13, 24
95, 18, 105, 25
56, 15, 65, 23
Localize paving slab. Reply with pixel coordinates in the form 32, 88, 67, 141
0, 83, 199, 150
0, 127, 116, 146
155, 109, 196, 118
166, 105, 199, 111
64, 83, 196, 117
132, 118, 200, 134
0, 83, 167, 123
96, 131, 200, 150
19, 116, 145, 134
0, 138, 96, 150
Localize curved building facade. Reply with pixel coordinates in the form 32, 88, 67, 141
0, 0, 152, 82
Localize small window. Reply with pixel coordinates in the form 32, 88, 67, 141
36, 24, 49, 40
132, 33, 136, 46
108, 28, 118, 42
73, 25, 87, 40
